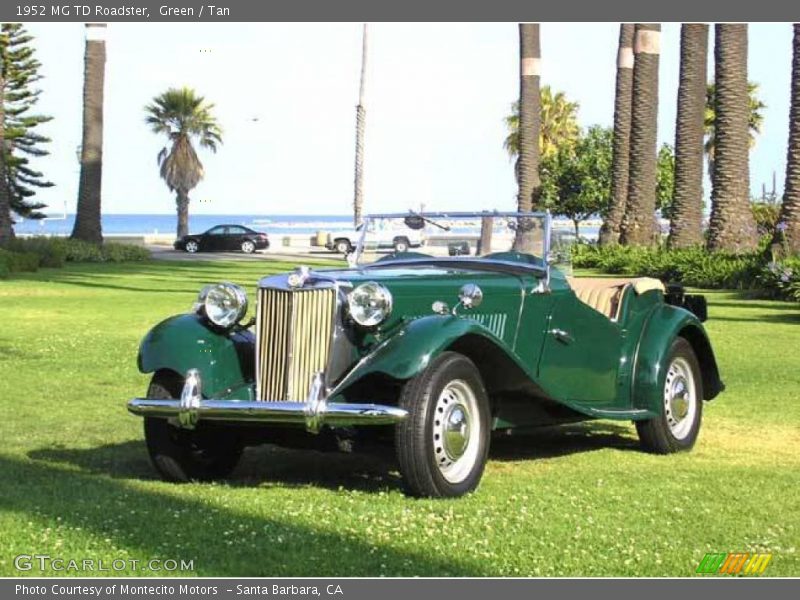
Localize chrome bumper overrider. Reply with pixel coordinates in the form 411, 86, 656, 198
127, 369, 407, 433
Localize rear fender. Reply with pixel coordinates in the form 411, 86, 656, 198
632, 304, 723, 414
137, 314, 255, 398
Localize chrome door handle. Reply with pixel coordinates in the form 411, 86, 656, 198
550, 328, 574, 344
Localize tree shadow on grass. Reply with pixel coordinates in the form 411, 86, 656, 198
2, 453, 480, 577
708, 297, 800, 311
15, 256, 338, 295
41, 278, 196, 294
710, 312, 800, 325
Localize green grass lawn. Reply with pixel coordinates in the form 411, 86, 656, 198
1, 259, 798, 577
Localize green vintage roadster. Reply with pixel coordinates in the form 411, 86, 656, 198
128, 212, 723, 497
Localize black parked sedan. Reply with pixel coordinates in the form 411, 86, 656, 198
174, 225, 270, 254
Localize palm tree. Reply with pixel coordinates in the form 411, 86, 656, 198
70, 23, 106, 244
352, 24, 368, 227
776, 24, 800, 254
516, 23, 541, 213
144, 87, 222, 238
704, 81, 766, 179
504, 87, 580, 162
620, 24, 661, 246
668, 24, 708, 248
0, 32, 12, 243
599, 24, 635, 246
707, 24, 758, 252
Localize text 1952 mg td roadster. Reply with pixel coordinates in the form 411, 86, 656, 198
128, 212, 723, 497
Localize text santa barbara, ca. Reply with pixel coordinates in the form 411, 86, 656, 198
16, 583, 346, 597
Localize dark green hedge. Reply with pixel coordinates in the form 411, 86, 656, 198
572, 244, 800, 302
0, 237, 150, 279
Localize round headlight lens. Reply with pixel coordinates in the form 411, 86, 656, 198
201, 282, 248, 328
348, 282, 393, 327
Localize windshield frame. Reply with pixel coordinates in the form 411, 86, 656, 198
350, 210, 553, 272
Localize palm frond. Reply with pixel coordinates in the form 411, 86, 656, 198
144, 86, 222, 192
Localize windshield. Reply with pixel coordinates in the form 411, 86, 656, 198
350, 212, 557, 269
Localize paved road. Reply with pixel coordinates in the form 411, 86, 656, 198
147, 245, 342, 262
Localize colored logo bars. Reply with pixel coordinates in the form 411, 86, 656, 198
696, 552, 773, 575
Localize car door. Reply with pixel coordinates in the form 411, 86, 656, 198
226, 226, 247, 251
203, 226, 228, 251
355, 222, 379, 249
536, 290, 625, 409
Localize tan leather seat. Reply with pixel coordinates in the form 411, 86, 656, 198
566, 277, 665, 320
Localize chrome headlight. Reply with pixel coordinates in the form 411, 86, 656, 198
197, 282, 248, 328
347, 282, 392, 327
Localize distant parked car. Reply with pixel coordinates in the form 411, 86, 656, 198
174, 225, 270, 254
326, 220, 423, 254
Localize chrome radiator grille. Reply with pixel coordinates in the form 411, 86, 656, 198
256, 287, 336, 402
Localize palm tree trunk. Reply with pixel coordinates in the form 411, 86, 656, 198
620, 24, 661, 246
71, 24, 106, 244
599, 24, 635, 246
478, 216, 493, 254
707, 24, 758, 252
176, 190, 190, 238
516, 23, 541, 212
353, 24, 368, 227
0, 73, 14, 243
669, 24, 708, 248
777, 24, 800, 254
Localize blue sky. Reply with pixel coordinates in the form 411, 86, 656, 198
22, 22, 795, 216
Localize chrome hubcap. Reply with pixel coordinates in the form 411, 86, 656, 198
443, 405, 470, 460
664, 357, 696, 440
432, 379, 481, 483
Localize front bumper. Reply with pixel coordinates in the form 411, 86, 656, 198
128, 369, 407, 433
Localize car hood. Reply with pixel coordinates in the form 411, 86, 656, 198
262, 264, 528, 292
329, 264, 520, 286
258, 263, 529, 345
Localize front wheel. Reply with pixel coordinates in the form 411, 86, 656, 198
185, 240, 199, 253
144, 373, 243, 482
241, 240, 256, 254
395, 352, 490, 498
636, 337, 703, 453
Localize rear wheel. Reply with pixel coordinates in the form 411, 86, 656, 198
143, 372, 243, 482
185, 240, 199, 253
395, 352, 490, 497
636, 338, 703, 453
393, 237, 410, 253
241, 240, 256, 254
335, 239, 353, 254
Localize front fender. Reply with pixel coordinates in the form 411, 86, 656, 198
138, 314, 255, 398
330, 315, 527, 396
632, 304, 723, 414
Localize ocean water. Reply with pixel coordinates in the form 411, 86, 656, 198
14, 213, 601, 238
14, 214, 356, 237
